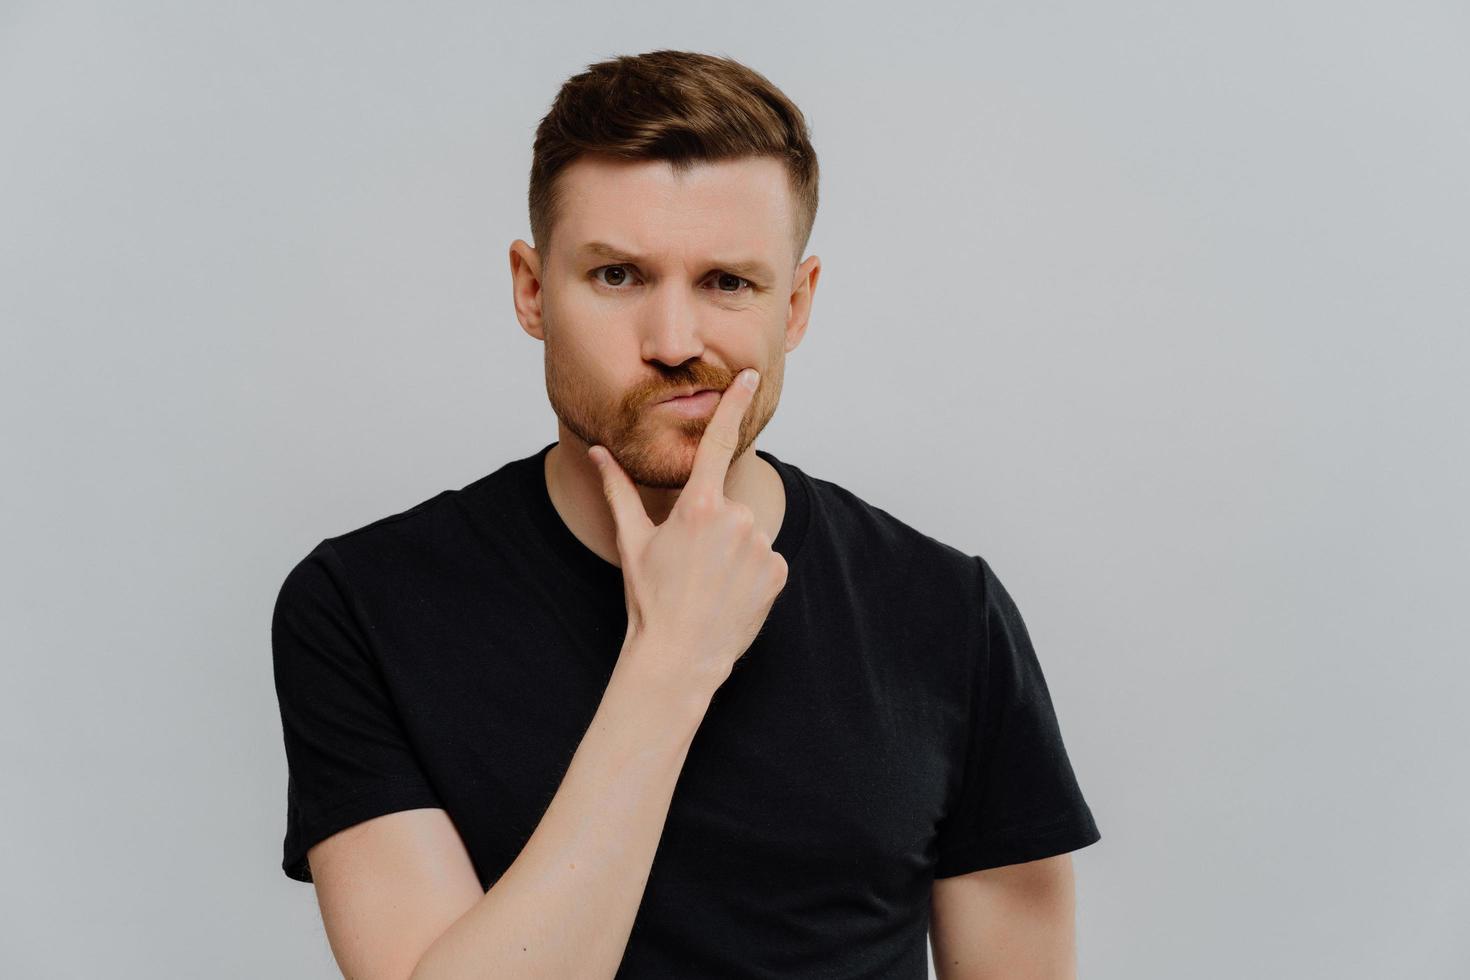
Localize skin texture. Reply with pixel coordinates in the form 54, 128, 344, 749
509, 153, 822, 565
930, 853, 1078, 979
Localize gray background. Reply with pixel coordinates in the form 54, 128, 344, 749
3, 1, 1466, 977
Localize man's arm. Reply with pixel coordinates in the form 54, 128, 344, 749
305, 646, 711, 980
403, 650, 711, 979
929, 853, 1079, 980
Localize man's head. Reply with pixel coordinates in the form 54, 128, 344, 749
509, 50, 822, 490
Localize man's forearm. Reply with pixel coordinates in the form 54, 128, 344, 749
410, 638, 713, 980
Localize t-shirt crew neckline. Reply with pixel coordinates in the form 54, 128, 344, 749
523, 440, 812, 602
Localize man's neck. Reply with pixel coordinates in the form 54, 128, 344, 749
543, 438, 787, 569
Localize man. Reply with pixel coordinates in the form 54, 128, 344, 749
272, 49, 1101, 979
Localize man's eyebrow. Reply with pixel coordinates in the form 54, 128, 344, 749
574, 241, 775, 283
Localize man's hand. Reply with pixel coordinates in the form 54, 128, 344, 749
588, 367, 789, 698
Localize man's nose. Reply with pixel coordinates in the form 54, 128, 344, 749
638, 280, 707, 366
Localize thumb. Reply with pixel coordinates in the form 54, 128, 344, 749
587, 444, 652, 559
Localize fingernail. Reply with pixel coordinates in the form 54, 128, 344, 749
741, 369, 760, 390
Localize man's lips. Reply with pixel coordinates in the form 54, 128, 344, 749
657, 386, 717, 403
654, 388, 722, 414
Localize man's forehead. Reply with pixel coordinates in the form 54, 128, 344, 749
553, 155, 794, 268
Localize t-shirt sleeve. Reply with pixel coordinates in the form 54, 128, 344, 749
271, 540, 446, 883
931, 555, 1101, 878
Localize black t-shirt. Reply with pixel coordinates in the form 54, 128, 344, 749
272, 440, 1100, 977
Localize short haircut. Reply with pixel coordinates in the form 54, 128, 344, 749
528, 49, 820, 272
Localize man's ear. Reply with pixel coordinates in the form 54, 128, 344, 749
509, 239, 545, 340
784, 254, 821, 354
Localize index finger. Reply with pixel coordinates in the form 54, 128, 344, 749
686, 367, 759, 497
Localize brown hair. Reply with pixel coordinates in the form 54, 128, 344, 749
528, 49, 819, 274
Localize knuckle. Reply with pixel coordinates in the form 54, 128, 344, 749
685, 492, 720, 518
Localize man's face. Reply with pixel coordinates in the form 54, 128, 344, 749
514, 153, 819, 490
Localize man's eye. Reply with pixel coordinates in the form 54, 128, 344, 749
592, 264, 638, 288
589, 265, 752, 294
711, 272, 753, 293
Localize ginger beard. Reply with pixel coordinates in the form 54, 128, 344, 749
542, 323, 784, 491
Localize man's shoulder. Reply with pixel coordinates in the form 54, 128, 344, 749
330, 488, 457, 543
797, 463, 980, 580
304, 452, 534, 573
